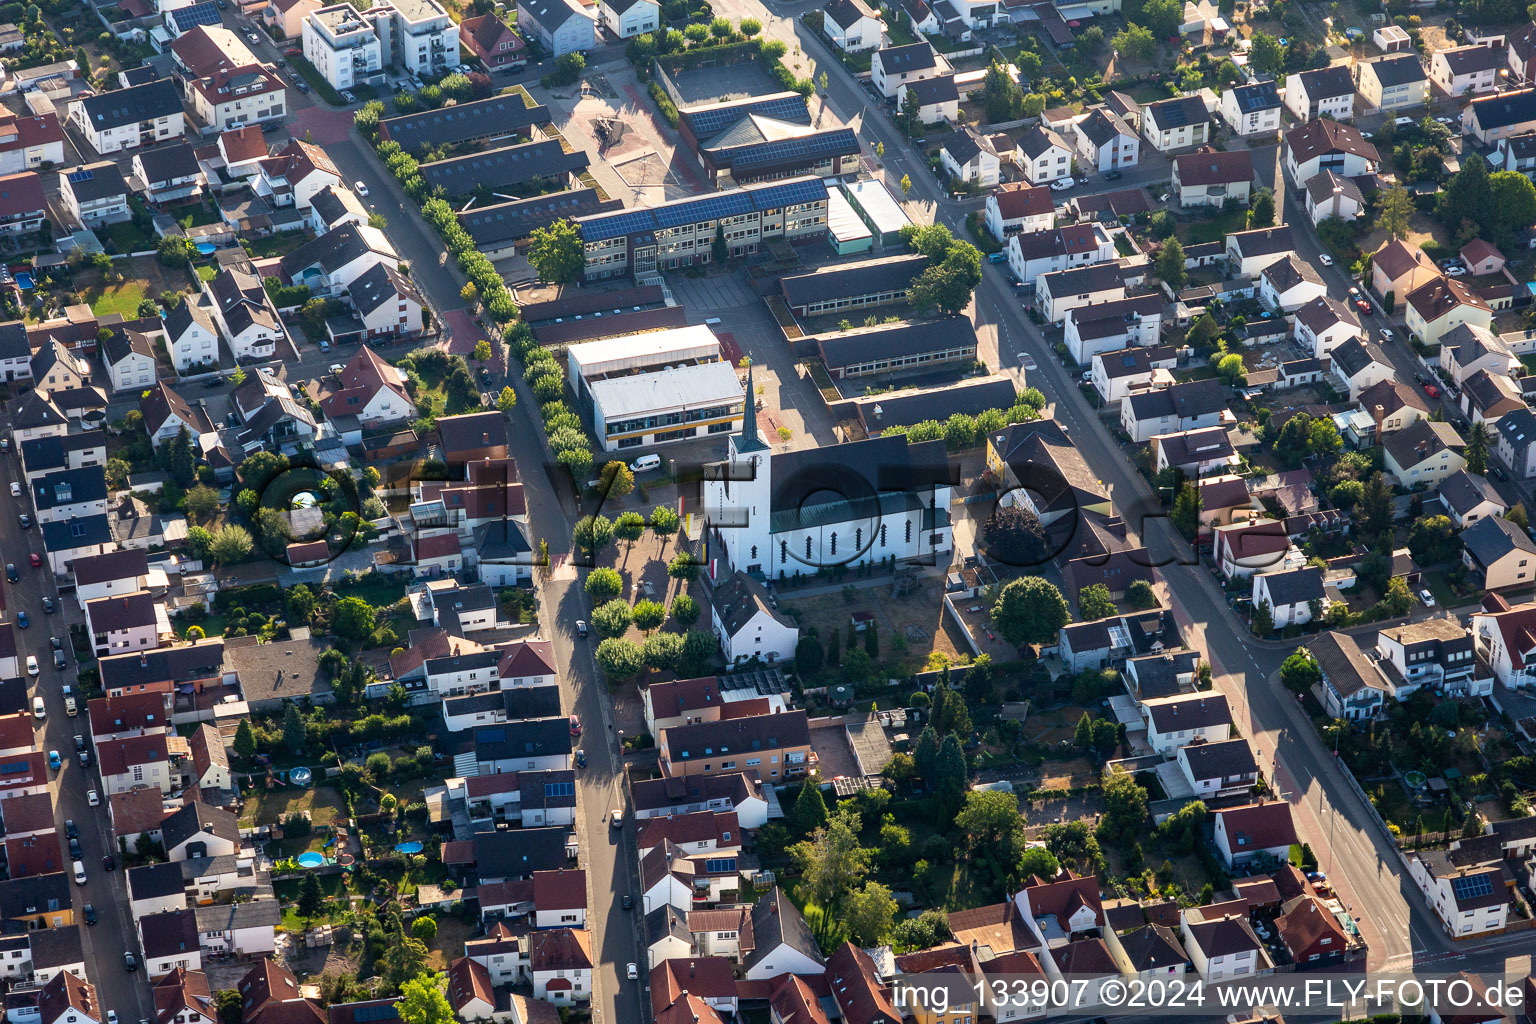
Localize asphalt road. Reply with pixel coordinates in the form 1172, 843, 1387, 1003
0, 439, 151, 1022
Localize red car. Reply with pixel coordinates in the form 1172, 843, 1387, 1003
284, 47, 301, 56
1425, 384, 1440, 398
28, 553, 40, 568
568, 715, 582, 737
1354, 298, 1371, 314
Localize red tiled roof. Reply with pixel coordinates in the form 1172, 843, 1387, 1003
637, 810, 739, 852
447, 958, 493, 1013
220, 125, 268, 164
990, 181, 1053, 220
320, 345, 409, 419
828, 942, 902, 1024
497, 639, 555, 679
1275, 894, 1347, 961
532, 868, 585, 911
0, 792, 55, 835
0, 172, 45, 219
0, 712, 33, 753
88, 691, 169, 738
110, 788, 167, 837
285, 541, 330, 563
528, 929, 591, 972
656, 995, 724, 1024
650, 958, 739, 1016
414, 533, 462, 561
769, 976, 831, 1024
1024, 872, 1103, 926
1216, 801, 1299, 851
96, 733, 169, 778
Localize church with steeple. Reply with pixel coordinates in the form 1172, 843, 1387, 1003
702, 361, 955, 583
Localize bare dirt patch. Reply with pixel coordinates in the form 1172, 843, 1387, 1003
781, 578, 964, 668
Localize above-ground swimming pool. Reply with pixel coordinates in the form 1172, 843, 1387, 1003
290, 766, 312, 785
394, 841, 424, 854
296, 852, 325, 868
195, 242, 216, 255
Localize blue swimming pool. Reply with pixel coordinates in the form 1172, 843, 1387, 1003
195, 242, 216, 255
296, 852, 325, 868
14, 272, 33, 290
394, 841, 424, 854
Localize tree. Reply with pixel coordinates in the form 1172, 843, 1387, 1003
899, 173, 912, 196
472, 339, 493, 363
668, 550, 700, 580
740, 17, 761, 34
234, 719, 257, 760
632, 599, 666, 633
287, 584, 316, 624
796, 634, 824, 675
411, 916, 437, 943
1248, 188, 1275, 229
1439, 154, 1494, 239
184, 484, 219, 523
1074, 712, 1094, 750
1100, 766, 1149, 842
907, 243, 982, 315
1280, 648, 1321, 693
1125, 578, 1157, 610
585, 567, 623, 601
1465, 421, 1493, 475
591, 598, 633, 639
1252, 600, 1274, 635
964, 652, 993, 701
790, 808, 869, 914
594, 637, 644, 680
527, 219, 583, 283
828, 627, 841, 666
382, 932, 432, 991
497, 386, 517, 413
1138, 0, 1181, 36
574, 514, 615, 557
992, 576, 1071, 646
670, 593, 700, 627
613, 510, 646, 547
1170, 482, 1201, 539
208, 524, 253, 565
649, 505, 680, 539
980, 59, 1026, 122
1156, 237, 1186, 290
296, 871, 324, 922
1017, 844, 1059, 881
332, 596, 376, 640
643, 632, 685, 672
1077, 583, 1116, 621
1491, 171, 1536, 246
1111, 22, 1156, 60
791, 783, 829, 834
1330, 479, 1364, 512
954, 789, 1025, 857
1409, 515, 1458, 564
864, 620, 879, 658
282, 703, 307, 753
900, 88, 920, 135
156, 235, 192, 268
984, 503, 1049, 567
1249, 31, 1285, 76
1216, 352, 1246, 386
1509, 504, 1530, 531
1376, 185, 1414, 239
933, 734, 969, 806
843, 881, 898, 946
1361, 472, 1394, 538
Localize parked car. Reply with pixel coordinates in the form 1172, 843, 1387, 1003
83, 904, 96, 926
16, 611, 27, 629
1102, 170, 1122, 181
102, 855, 115, 871
574, 749, 587, 768
16, 513, 28, 528
1424, 383, 1440, 398
29, 553, 40, 568
1420, 588, 1436, 606
55, 651, 67, 671
1049, 176, 1075, 191
1492, 466, 1510, 482
42, 596, 53, 613
31, 695, 43, 718
65, 818, 78, 838
47, 750, 60, 771
296, 81, 310, 94
87, 790, 99, 807
72, 860, 85, 885
123, 952, 138, 972
575, 619, 588, 638
1319, 253, 1333, 266
7, 482, 16, 498
7, 563, 17, 583
26, 657, 37, 677
68, 837, 81, 859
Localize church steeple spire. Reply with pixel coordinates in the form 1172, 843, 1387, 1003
736, 358, 768, 454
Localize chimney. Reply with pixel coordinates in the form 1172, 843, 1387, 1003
1372, 404, 1385, 443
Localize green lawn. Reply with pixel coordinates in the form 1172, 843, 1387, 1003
175, 614, 227, 639
177, 203, 222, 229
84, 278, 147, 317
196, 265, 218, 283
1177, 207, 1250, 245
885, 19, 917, 45
333, 574, 408, 607
238, 784, 346, 828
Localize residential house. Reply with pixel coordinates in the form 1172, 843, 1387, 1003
597, 0, 659, 37
871, 42, 948, 98
1439, 469, 1508, 528
457, 15, 527, 71
1073, 107, 1139, 173
1441, 323, 1518, 384
1282, 65, 1356, 122
1104, 924, 1190, 982
1225, 225, 1296, 278
205, 267, 280, 362
96, 733, 174, 796
658, 710, 812, 782
1409, 847, 1510, 938
0, 171, 46, 235
164, 295, 220, 374
1294, 295, 1361, 358
1180, 906, 1271, 981
1141, 96, 1209, 152
1329, 336, 1395, 399
1252, 565, 1325, 628
1219, 80, 1282, 136
100, 329, 157, 394
709, 571, 799, 666
1315, 630, 1389, 720
1120, 378, 1229, 443
822, 0, 883, 51
278, 223, 397, 297
1461, 369, 1524, 426
1498, 407, 1536, 478
895, 75, 958, 126
939, 129, 1000, 187
1151, 426, 1239, 476
1015, 870, 1103, 948
1141, 692, 1231, 756
1260, 255, 1327, 313
58, 162, 131, 228
1013, 125, 1072, 185
984, 181, 1054, 240
38, 972, 100, 1024
1283, 118, 1380, 182
1406, 276, 1494, 348
319, 345, 411, 426
1006, 222, 1116, 286
1375, 617, 1481, 699
1303, 170, 1365, 225
69, 80, 184, 155
515, 0, 595, 56
742, 888, 825, 981
1089, 344, 1176, 405
1370, 237, 1439, 303
1175, 738, 1258, 798
1353, 53, 1430, 111
253, 138, 341, 212
1431, 44, 1502, 96
1464, 87, 1536, 144
1062, 292, 1163, 363
1383, 418, 1466, 489
1463, 514, 1536, 590
1171, 147, 1252, 207
1212, 800, 1298, 869
85, 592, 171, 657
264, 0, 323, 38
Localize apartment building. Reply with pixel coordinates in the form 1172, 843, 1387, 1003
302, 4, 384, 89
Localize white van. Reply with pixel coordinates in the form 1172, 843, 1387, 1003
630, 454, 661, 473
72, 860, 85, 885
31, 695, 44, 719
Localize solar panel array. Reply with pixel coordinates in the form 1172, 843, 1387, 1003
729, 129, 859, 170
685, 94, 809, 139
1451, 874, 1494, 901
66, 168, 94, 183
172, 3, 221, 30
578, 177, 827, 242
352, 1006, 398, 1023
544, 781, 574, 798
477, 728, 506, 744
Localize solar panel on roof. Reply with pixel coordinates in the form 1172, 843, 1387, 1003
477, 728, 506, 743
1451, 874, 1494, 900
352, 1007, 398, 1023
688, 94, 810, 138
752, 178, 827, 209
173, 3, 221, 28
66, 169, 94, 183
581, 208, 655, 241
729, 130, 859, 169
0, 761, 27, 775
